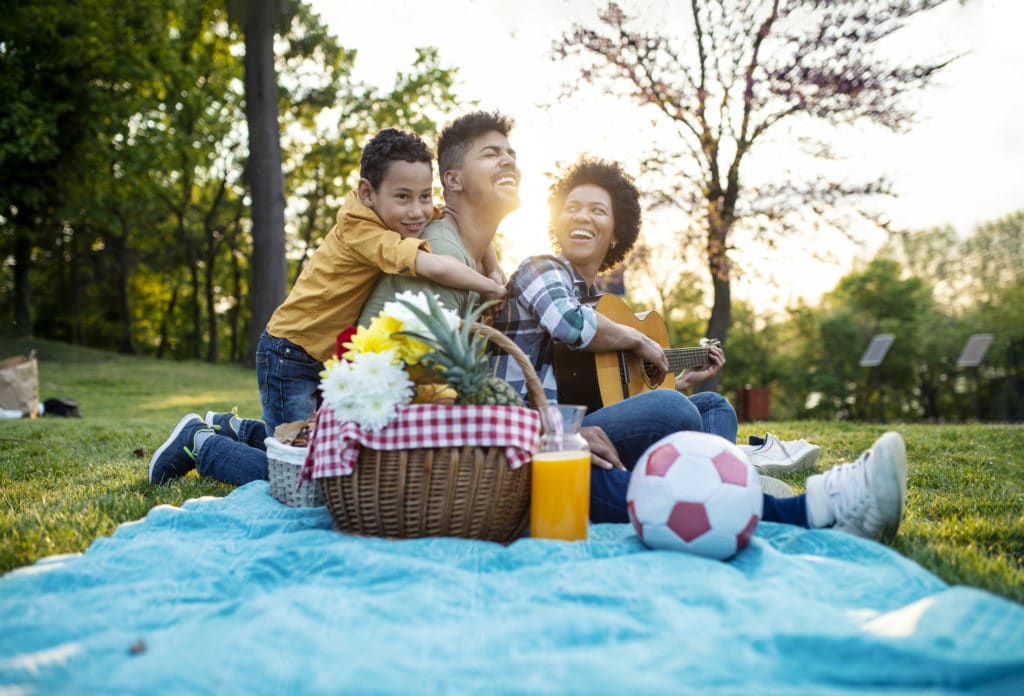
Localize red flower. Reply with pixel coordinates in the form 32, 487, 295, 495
335, 326, 358, 360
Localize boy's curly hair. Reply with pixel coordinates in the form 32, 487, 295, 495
547, 158, 642, 271
436, 111, 515, 181
360, 128, 433, 190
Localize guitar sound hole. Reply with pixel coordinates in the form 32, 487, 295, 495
642, 361, 660, 387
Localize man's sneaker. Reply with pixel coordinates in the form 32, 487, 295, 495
759, 475, 795, 499
204, 408, 241, 441
149, 414, 212, 484
805, 431, 908, 543
740, 433, 820, 475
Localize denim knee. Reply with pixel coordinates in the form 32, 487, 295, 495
638, 389, 702, 432
688, 391, 738, 442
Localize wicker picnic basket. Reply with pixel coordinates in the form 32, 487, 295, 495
266, 436, 324, 508
319, 323, 547, 544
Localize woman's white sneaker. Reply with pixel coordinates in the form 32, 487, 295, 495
805, 432, 908, 543
741, 433, 821, 475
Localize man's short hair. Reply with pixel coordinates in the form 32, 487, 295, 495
436, 111, 515, 180
360, 128, 433, 190
548, 158, 642, 271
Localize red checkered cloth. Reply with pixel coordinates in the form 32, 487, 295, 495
300, 403, 542, 481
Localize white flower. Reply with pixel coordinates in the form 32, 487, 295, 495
319, 349, 413, 430
383, 290, 460, 338
320, 359, 355, 409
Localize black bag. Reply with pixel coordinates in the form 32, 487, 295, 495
43, 397, 81, 417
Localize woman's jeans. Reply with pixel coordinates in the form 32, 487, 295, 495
584, 389, 807, 527
255, 330, 323, 434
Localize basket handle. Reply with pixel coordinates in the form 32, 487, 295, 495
471, 322, 548, 410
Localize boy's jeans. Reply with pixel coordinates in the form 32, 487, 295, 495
255, 330, 323, 434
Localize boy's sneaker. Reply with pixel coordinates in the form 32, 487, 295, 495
204, 408, 241, 441
740, 433, 820, 475
759, 475, 795, 499
149, 414, 212, 484
805, 431, 907, 543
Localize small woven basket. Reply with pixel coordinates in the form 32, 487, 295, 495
266, 437, 325, 507
319, 323, 547, 544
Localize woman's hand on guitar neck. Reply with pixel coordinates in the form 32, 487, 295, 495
675, 345, 726, 392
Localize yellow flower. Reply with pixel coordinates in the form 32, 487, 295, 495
343, 319, 401, 362
391, 333, 432, 365
344, 314, 433, 367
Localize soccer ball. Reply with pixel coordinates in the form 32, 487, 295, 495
626, 431, 763, 560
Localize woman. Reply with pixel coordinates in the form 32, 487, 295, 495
492, 158, 908, 543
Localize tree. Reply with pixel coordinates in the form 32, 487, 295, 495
0, 0, 164, 336
553, 0, 956, 377
617, 242, 706, 349
959, 211, 1024, 420
231, 0, 289, 365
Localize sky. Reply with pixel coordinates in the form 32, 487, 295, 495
308, 0, 1024, 309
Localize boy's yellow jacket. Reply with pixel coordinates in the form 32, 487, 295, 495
265, 191, 439, 362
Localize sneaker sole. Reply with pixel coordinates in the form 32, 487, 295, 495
149, 413, 201, 484
844, 431, 907, 543
759, 475, 795, 499
203, 410, 217, 427
750, 444, 821, 475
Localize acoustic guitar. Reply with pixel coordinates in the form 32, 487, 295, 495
553, 294, 718, 412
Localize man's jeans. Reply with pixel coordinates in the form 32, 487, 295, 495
256, 330, 323, 434
584, 389, 807, 527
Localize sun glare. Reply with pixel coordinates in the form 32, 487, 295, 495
495, 179, 552, 270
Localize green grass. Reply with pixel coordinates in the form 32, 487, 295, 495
2, 335, 1022, 604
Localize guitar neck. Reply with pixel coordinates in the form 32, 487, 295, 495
663, 347, 710, 372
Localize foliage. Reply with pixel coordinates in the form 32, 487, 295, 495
553, 0, 956, 363
1, 336, 1021, 604
702, 212, 1023, 422
0, 0, 168, 335
0, 0, 463, 365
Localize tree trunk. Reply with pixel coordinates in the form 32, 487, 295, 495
67, 224, 82, 344
702, 271, 731, 393
188, 258, 201, 360
157, 284, 178, 360
227, 205, 244, 363
202, 179, 228, 364
114, 232, 134, 355
205, 233, 218, 364
702, 221, 732, 392
12, 229, 33, 337
242, 1, 287, 366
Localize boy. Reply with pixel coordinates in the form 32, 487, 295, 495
150, 115, 516, 485
255, 128, 505, 433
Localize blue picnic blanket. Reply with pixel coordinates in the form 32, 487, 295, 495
2, 482, 1022, 695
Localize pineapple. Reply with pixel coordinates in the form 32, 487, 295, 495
396, 294, 526, 407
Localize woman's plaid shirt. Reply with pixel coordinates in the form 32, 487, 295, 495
490, 254, 600, 404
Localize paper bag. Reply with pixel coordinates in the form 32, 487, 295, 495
0, 350, 39, 418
